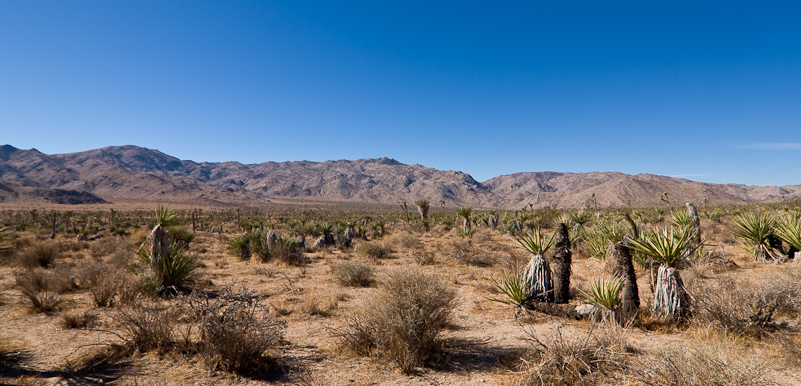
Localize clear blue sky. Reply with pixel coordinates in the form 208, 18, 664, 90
1, 1, 799, 186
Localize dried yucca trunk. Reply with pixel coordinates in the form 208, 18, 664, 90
522, 254, 553, 303
653, 265, 688, 320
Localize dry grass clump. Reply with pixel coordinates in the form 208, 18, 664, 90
115, 303, 177, 353
633, 337, 777, 386
356, 241, 391, 259
15, 268, 67, 313
338, 267, 456, 374
18, 240, 61, 268
444, 239, 495, 266
516, 325, 633, 386
332, 260, 373, 287
690, 275, 801, 337
190, 286, 285, 374
387, 231, 420, 250
60, 310, 98, 329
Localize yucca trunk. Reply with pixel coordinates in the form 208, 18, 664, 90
522, 254, 553, 303
265, 231, 278, 256
653, 265, 689, 320
551, 224, 571, 304
606, 242, 640, 319
149, 224, 170, 270
686, 202, 702, 249
417, 206, 429, 221
462, 217, 471, 232
489, 214, 499, 230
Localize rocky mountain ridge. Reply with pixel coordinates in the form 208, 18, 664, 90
0, 144, 798, 208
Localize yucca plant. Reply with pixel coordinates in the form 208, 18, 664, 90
583, 221, 625, 261
488, 267, 528, 318
517, 230, 555, 303
629, 227, 693, 268
580, 274, 624, 324
670, 210, 694, 234
415, 199, 430, 221
138, 241, 198, 295
776, 212, 801, 257
457, 206, 473, 232
731, 211, 779, 261
569, 209, 592, 229
147, 205, 181, 271
0, 226, 15, 253
629, 228, 694, 321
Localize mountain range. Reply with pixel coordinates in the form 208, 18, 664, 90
0, 144, 798, 208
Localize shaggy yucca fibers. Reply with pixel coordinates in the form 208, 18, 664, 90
630, 228, 693, 321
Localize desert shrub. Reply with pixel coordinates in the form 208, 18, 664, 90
272, 236, 304, 265
387, 231, 420, 250
60, 310, 98, 329
339, 267, 456, 373
633, 338, 777, 386
18, 240, 61, 268
115, 303, 176, 353
456, 228, 475, 238
357, 242, 391, 259
691, 275, 801, 337
516, 325, 631, 386
732, 211, 780, 261
332, 260, 373, 287
83, 264, 125, 307
90, 238, 121, 259
15, 268, 65, 313
190, 286, 285, 374
444, 239, 494, 266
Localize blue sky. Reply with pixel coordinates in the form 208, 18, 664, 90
1, 1, 799, 186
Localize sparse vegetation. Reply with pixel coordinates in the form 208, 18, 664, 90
332, 260, 373, 287
339, 267, 456, 373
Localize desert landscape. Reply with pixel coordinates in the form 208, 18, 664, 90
4, 2, 799, 385
2, 146, 801, 385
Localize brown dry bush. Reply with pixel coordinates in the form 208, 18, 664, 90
189, 286, 285, 374
516, 324, 632, 386
690, 275, 801, 337
15, 268, 66, 313
338, 267, 456, 374
633, 338, 777, 386
60, 310, 98, 329
356, 241, 391, 259
18, 240, 61, 268
444, 239, 496, 266
332, 260, 373, 287
115, 303, 177, 353
387, 231, 420, 250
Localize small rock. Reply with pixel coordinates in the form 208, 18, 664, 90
575, 304, 596, 317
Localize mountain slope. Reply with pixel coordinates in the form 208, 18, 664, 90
0, 144, 797, 208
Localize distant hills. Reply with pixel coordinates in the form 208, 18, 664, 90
0, 144, 798, 208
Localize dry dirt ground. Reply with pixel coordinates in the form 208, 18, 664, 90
2, 212, 801, 385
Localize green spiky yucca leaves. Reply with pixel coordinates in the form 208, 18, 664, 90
154, 204, 180, 228
776, 211, 801, 252
488, 267, 527, 308
138, 241, 198, 293
583, 221, 626, 261
457, 206, 473, 220
0, 226, 15, 252
516, 229, 555, 256
731, 211, 778, 260
670, 210, 694, 233
581, 274, 624, 311
629, 227, 693, 267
